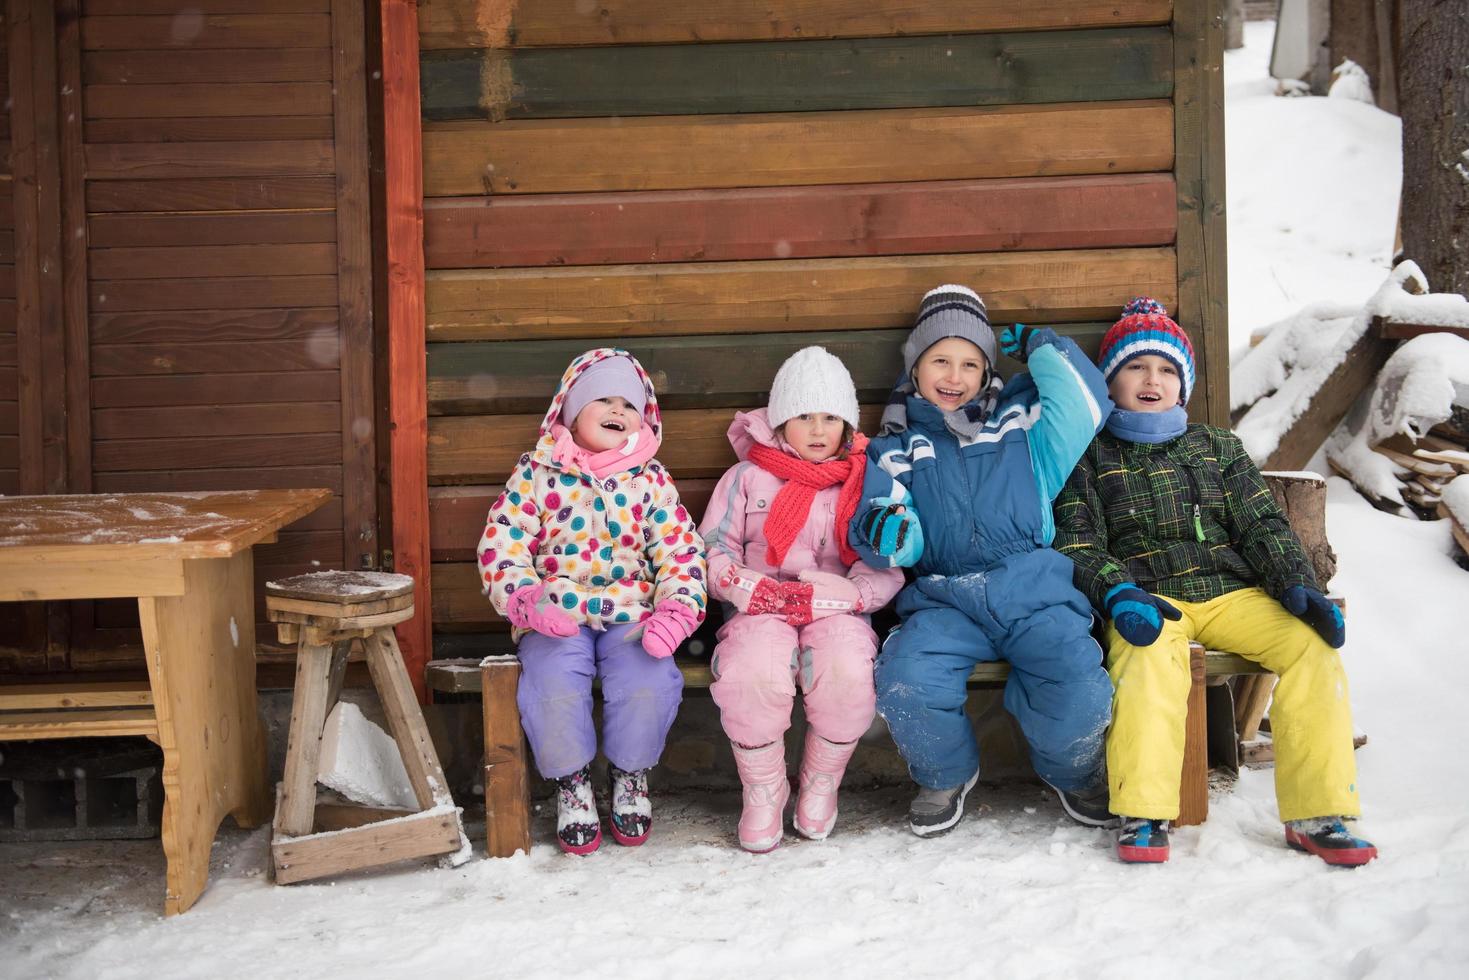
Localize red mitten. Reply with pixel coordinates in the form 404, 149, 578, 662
777, 581, 815, 627
638, 599, 700, 659
505, 583, 580, 638
743, 576, 787, 617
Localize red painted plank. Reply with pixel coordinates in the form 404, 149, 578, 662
382, 0, 431, 702
424, 174, 1177, 269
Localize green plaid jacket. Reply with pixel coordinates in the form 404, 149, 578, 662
1053, 424, 1318, 613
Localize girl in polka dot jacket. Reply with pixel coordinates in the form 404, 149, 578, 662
477, 348, 707, 855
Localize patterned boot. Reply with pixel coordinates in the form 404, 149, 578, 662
555, 765, 602, 856
793, 730, 858, 841
730, 741, 790, 853
608, 764, 652, 847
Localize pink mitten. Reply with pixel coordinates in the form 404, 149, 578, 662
638, 599, 700, 659
798, 570, 863, 618
505, 583, 579, 638
716, 564, 782, 615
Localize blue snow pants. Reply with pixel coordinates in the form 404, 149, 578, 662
875, 548, 1112, 791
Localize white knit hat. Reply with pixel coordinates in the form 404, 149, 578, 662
767, 346, 860, 429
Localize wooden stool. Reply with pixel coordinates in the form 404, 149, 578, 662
266, 571, 466, 884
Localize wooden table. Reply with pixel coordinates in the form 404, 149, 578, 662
0, 489, 332, 915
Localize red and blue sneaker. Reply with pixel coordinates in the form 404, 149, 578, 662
555, 765, 602, 856
1285, 818, 1378, 867
1116, 817, 1170, 863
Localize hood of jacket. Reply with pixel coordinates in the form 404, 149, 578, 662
534, 347, 663, 476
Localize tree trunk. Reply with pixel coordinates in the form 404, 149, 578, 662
1399, 0, 1469, 299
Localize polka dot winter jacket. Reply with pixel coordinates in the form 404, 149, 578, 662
477, 348, 708, 638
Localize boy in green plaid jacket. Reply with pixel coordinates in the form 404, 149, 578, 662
1053, 299, 1376, 867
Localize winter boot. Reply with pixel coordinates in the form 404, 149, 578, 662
1116, 817, 1170, 863
608, 764, 652, 847
794, 731, 858, 841
908, 769, 979, 838
1285, 817, 1378, 867
730, 740, 790, 853
1041, 778, 1119, 828
554, 765, 602, 856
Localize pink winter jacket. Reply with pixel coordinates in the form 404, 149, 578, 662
699, 410, 903, 614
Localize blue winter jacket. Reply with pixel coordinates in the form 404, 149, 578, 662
849, 331, 1112, 576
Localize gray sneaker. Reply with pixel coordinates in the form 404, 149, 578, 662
1041, 778, 1118, 828
908, 770, 980, 837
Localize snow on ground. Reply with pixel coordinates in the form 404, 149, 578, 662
3, 21, 1466, 980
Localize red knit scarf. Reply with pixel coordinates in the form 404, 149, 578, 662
746, 432, 868, 569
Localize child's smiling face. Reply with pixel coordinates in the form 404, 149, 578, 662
1109, 354, 1183, 411
913, 337, 988, 411
571, 396, 643, 452
780, 413, 847, 463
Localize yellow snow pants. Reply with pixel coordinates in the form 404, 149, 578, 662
1105, 586, 1360, 823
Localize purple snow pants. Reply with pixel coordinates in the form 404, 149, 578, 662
516, 623, 684, 779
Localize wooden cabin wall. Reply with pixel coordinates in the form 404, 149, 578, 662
0, 0, 377, 674
413, 0, 1227, 647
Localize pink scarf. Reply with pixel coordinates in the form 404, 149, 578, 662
549, 423, 661, 479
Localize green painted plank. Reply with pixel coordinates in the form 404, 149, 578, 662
421, 27, 1172, 120
426, 324, 1109, 415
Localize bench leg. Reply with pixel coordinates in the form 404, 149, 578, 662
364, 629, 455, 810
482, 657, 531, 857
275, 640, 336, 838
1176, 645, 1209, 827
1233, 674, 1276, 742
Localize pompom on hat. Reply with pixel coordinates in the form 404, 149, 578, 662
1097, 297, 1197, 405
766, 346, 861, 429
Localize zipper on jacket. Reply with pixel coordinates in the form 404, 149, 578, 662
1192, 503, 1205, 542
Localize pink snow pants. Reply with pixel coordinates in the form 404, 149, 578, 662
710, 613, 878, 747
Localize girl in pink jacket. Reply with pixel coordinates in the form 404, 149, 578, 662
699, 347, 903, 852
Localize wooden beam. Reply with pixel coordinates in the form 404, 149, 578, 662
1175, 643, 1209, 826
420, 28, 1172, 120
1261, 325, 1397, 471
0, 707, 159, 740
423, 175, 1178, 270
382, 0, 432, 703
272, 805, 462, 884
482, 656, 530, 857
417, 0, 1176, 48
422, 101, 1175, 197
59, 0, 91, 494
1373, 319, 1469, 341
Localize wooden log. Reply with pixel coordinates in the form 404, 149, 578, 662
482, 655, 531, 857
1262, 471, 1336, 585
426, 324, 1109, 415
422, 101, 1174, 196
426, 247, 1178, 342
421, 28, 1172, 120
424, 175, 1178, 270
417, 0, 1174, 48
1176, 643, 1209, 827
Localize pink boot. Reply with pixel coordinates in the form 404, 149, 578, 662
730, 741, 790, 853
794, 730, 858, 840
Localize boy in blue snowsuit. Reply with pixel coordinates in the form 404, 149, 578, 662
850, 285, 1117, 837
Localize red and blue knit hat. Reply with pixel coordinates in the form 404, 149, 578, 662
1097, 298, 1196, 405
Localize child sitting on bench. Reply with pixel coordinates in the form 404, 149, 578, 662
1053, 298, 1377, 866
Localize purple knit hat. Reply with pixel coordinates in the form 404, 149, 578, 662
559, 354, 647, 425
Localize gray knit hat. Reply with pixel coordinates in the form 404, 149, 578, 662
901, 284, 998, 374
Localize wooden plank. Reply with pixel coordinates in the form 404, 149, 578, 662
427, 324, 1109, 415
365, 629, 452, 805
271, 805, 461, 884
417, 0, 1175, 48
423, 101, 1174, 196
90, 275, 339, 312
59, 0, 91, 493
92, 370, 341, 407
82, 47, 333, 84
91, 243, 337, 280
87, 176, 336, 213
1374, 320, 1469, 341
85, 141, 335, 179
84, 115, 336, 143
85, 83, 334, 119
90, 308, 338, 344
80, 14, 333, 50
273, 640, 333, 837
91, 339, 339, 376
482, 656, 530, 857
0, 558, 185, 601
88, 211, 336, 248
422, 28, 1172, 120
0, 707, 158, 740
310, 802, 415, 833
424, 175, 1178, 270
93, 402, 341, 439
1261, 328, 1397, 471
93, 433, 342, 472
431, 560, 504, 628
1176, 643, 1209, 826
383, 0, 434, 702
0, 679, 152, 709
333, 0, 378, 575
85, 1, 330, 13
429, 405, 885, 484
429, 479, 718, 562
94, 464, 343, 494
1173, 0, 1229, 426
426, 247, 1177, 341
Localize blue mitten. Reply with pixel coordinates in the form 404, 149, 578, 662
1105, 583, 1182, 647
1281, 585, 1345, 648
857, 497, 924, 567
